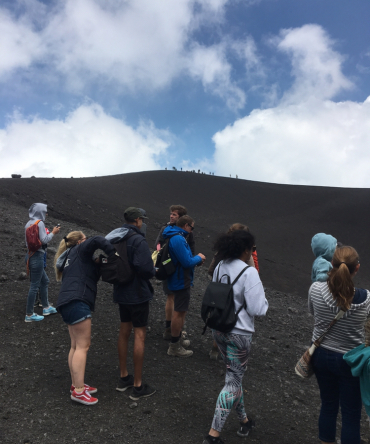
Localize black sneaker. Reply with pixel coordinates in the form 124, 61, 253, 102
116, 375, 134, 392
129, 384, 156, 400
237, 418, 255, 437
202, 436, 225, 444
34, 299, 42, 307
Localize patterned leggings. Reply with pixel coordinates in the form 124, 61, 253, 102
211, 330, 252, 432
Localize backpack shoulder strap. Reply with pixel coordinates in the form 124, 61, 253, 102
232, 266, 250, 315
231, 266, 250, 286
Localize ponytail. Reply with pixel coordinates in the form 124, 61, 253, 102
327, 246, 359, 310
53, 231, 84, 281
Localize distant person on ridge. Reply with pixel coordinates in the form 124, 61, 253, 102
24, 203, 60, 322
107, 207, 156, 400
54, 232, 116, 405
162, 215, 206, 357
311, 233, 337, 282
154, 205, 195, 340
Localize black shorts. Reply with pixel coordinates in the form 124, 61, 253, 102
173, 287, 191, 312
162, 280, 172, 295
118, 301, 149, 328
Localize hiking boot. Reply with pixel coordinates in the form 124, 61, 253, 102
202, 435, 225, 444
237, 418, 255, 437
163, 328, 172, 340
25, 313, 44, 322
129, 384, 156, 401
43, 306, 57, 316
116, 375, 134, 392
71, 388, 98, 405
70, 384, 97, 394
167, 341, 193, 357
209, 346, 219, 360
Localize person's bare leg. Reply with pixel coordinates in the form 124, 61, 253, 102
133, 326, 146, 387
208, 428, 220, 438
69, 319, 91, 390
118, 322, 132, 378
68, 327, 77, 387
165, 293, 174, 322
171, 311, 186, 337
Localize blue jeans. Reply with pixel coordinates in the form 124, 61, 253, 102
26, 251, 50, 315
312, 346, 362, 444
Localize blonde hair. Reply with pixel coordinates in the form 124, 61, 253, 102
54, 231, 84, 281
327, 246, 359, 311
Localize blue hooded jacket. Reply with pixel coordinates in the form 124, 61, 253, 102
162, 225, 202, 291
311, 233, 337, 282
343, 344, 370, 416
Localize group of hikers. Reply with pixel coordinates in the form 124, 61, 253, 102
24, 203, 370, 444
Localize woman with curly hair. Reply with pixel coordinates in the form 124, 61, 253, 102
202, 230, 268, 444
309, 246, 370, 444
54, 232, 115, 406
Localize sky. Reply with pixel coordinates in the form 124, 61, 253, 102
0, 0, 369, 187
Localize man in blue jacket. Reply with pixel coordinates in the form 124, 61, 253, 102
163, 215, 206, 357
109, 207, 156, 400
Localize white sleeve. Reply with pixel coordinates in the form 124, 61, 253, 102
38, 221, 54, 244
243, 268, 268, 317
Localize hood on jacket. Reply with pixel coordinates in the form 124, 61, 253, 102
162, 225, 188, 239
28, 203, 47, 221
311, 233, 337, 260
105, 227, 130, 244
56, 248, 71, 271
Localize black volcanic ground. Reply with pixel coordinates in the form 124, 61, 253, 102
1, 171, 370, 444
1, 170, 369, 293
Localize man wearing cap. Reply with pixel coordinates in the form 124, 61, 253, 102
111, 207, 156, 400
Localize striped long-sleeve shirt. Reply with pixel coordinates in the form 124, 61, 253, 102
308, 281, 370, 354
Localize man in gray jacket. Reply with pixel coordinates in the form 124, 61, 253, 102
110, 207, 156, 400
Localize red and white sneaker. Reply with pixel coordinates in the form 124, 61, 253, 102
70, 384, 97, 394
71, 388, 98, 405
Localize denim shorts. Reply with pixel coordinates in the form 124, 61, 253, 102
59, 300, 92, 325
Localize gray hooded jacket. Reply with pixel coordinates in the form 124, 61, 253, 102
25, 203, 54, 252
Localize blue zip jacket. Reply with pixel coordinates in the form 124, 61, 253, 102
311, 233, 337, 282
162, 225, 202, 291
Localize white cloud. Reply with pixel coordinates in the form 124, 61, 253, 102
212, 25, 370, 187
0, 8, 44, 77
0, 103, 171, 178
0, 0, 245, 108
276, 24, 353, 102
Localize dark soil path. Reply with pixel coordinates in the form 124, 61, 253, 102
0, 173, 370, 443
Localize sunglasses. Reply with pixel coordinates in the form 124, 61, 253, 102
187, 224, 195, 231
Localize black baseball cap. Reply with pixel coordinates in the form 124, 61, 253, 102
124, 207, 148, 220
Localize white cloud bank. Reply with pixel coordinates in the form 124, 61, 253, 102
213, 25, 370, 187
0, 0, 247, 109
0, 104, 170, 178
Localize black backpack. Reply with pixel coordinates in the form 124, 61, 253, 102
201, 264, 249, 334
100, 232, 138, 285
155, 233, 181, 281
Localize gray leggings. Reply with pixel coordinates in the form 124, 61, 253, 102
211, 330, 252, 432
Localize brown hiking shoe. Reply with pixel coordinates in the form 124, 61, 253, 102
167, 341, 193, 357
